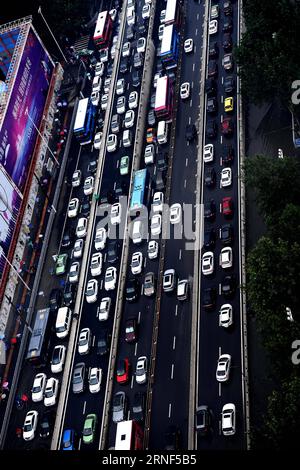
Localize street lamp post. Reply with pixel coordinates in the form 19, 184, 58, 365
37, 6, 69, 64
25, 109, 60, 167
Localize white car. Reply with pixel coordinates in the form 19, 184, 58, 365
202, 251, 214, 275
160, 9, 166, 23
222, 403, 236, 436
95, 227, 107, 250
68, 262, 80, 283
112, 34, 118, 45
89, 367, 102, 393
116, 78, 125, 95
128, 91, 138, 109
180, 82, 190, 100
144, 144, 155, 165
110, 44, 117, 60
220, 247, 233, 269
177, 279, 189, 301
95, 61, 104, 77
221, 168, 232, 187
122, 42, 131, 58
219, 304, 233, 328
204, 144, 214, 163
90, 252, 102, 277
84, 176, 94, 196
104, 77, 111, 94
137, 37, 146, 54
131, 252, 143, 275
111, 203, 121, 225
211, 5, 219, 19
142, 4, 150, 19
158, 24, 164, 40
216, 354, 231, 382
100, 48, 109, 63
148, 240, 159, 260
109, 8, 117, 21
101, 93, 108, 110
78, 327, 91, 355
151, 214, 162, 236
152, 191, 164, 213
23, 410, 38, 441
135, 356, 147, 384
72, 169, 81, 187
76, 217, 88, 238
94, 131, 103, 150
72, 239, 84, 259
107, 134, 118, 152
125, 109, 135, 128
86, 279, 98, 303
91, 91, 100, 106
184, 38, 194, 54
68, 198, 79, 218
170, 203, 182, 224
51, 345, 66, 374
209, 19, 218, 35
31, 373, 47, 402
98, 297, 111, 321
153, 72, 161, 88
44, 377, 59, 407
117, 96, 126, 114
105, 266, 117, 291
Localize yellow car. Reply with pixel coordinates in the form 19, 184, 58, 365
224, 97, 234, 112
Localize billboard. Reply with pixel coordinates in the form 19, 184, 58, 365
0, 27, 54, 192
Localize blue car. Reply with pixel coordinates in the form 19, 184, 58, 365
62, 429, 76, 450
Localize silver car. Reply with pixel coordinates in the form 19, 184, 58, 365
112, 391, 127, 423
72, 362, 85, 394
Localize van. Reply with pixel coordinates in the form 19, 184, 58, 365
132, 220, 143, 244
92, 75, 101, 93
55, 307, 72, 339
123, 129, 132, 148
157, 120, 168, 145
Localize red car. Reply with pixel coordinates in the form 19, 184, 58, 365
125, 318, 137, 343
222, 197, 233, 217
221, 117, 233, 136
116, 358, 130, 384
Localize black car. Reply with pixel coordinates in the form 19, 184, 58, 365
126, 25, 134, 40
138, 23, 146, 35
202, 287, 217, 310
148, 109, 156, 126
132, 69, 141, 87
100, 189, 116, 206
222, 145, 234, 165
39, 410, 55, 439
132, 392, 145, 422
107, 241, 119, 264
49, 288, 62, 312
126, 277, 140, 302
204, 199, 216, 221
220, 224, 233, 245
224, 75, 235, 94
63, 282, 77, 307
154, 169, 166, 191
97, 330, 111, 355
223, 33, 233, 51
224, 1, 233, 15
150, 92, 156, 108
120, 57, 129, 74
164, 426, 181, 450
185, 124, 197, 141
221, 274, 236, 298
208, 60, 218, 78
206, 120, 217, 138
133, 52, 143, 69
204, 168, 216, 187
196, 405, 212, 437
209, 41, 219, 58
97, 114, 104, 129
207, 97, 218, 114
205, 78, 217, 96
115, 180, 128, 199
61, 227, 75, 248
107, 62, 113, 77
157, 150, 169, 171
204, 228, 216, 249
80, 196, 91, 217
223, 18, 233, 32
87, 160, 97, 174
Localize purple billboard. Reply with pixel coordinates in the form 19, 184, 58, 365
0, 27, 54, 193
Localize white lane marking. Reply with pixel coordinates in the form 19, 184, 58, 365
175, 304, 178, 316
171, 364, 174, 380
104, 253, 107, 263
188, 116, 191, 125
168, 403, 172, 418
185, 157, 189, 167
219, 203, 222, 213
220, 135, 223, 144
221, 95, 224, 103
83, 401, 86, 415
192, 63, 195, 72
131, 375, 134, 389
179, 249, 182, 260
219, 383, 222, 397
219, 346, 222, 356
184, 179, 187, 188
113, 181, 116, 190
127, 82, 130, 90
191, 81, 194, 89
78, 438, 82, 450
197, 13, 199, 20
116, 160, 120, 169
195, 45, 197, 53
190, 99, 193, 107
222, 76, 224, 85
173, 336, 176, 350
144, 257, 147, 267
100, 279, 103, 290
196, 28, 198, 36
92, 335, 95, 347
219, 283, 222, 295
134, 342, 137, 356
138, 311, 141, 324
219, 420, 222, 435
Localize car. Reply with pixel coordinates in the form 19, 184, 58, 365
151, 214, 162, 236
113, 391, 127, 423
126, 278, 140, 302
204, 199, 216, 221
222, 197, 233, 217
163, 268, 176, 292
204, 228, 216, 249
164, 425, 180, 450
67, 198, 79, 218
90, 252, 102, 277
122, 42, 131, 59
78, 328, 91, 355
55, 253, 68, 275
84, 176, 94, 196
116, 78, 125, 97
224, 1, 233, 15
82, 414, 97, 445
221, 167, 232, 187
97, 330, 111, 355
109, 8, 117, 21
72, 170, 81, 187
216, 354, 231, 382
142, 3, 150, 19
207, 97, 218, 113
31, 373, 47, 402
185, 124, 197, 141
132, 392, 145, 422
158, 23, 165, 40
208, 60, 218, 78
100, 48, 108, 63
125, 318, 138, 343
170, 203, 182, 224
131, 252, 143, 275
63, 282, 76, 307
222, 403, 236, 436
61, 227, 75, 248
209, 41, 219, 59
104, 77, 111, 94
153, 72, 162, 88
95, 227, 107, 250
119, 155, 130, 176
111, 113, 120, 134
220, 247, 233, 269
133, 51, 143, 68
49, 288, 62, 312
219, 304, 233, 328
220, 224, 233, 245
224, 75, 235, 95
68, 261, 80, 284
126, 25, 134, 41
39, 410, 55, 439
160, 9, 166, 23
137, 37, 146, 54
89, 368, 102, 393
206, 120, 217, 138
221, 117, 234, 136
202, 252, 214, 275
223, 53, 234, 71
90, 91, 100, 106
116, 358, 130, 384
125, 109, 135, 128
150, 92, 156, 108
111, 202, 121, 225
144, 272, 155, 297
117, 96, 126, 114
203, 144, 214, 163
138, 22, 147, 35
205, 78, 217, 96
223, 18, 233, 32
184, 38, 194, 53
211, 4, 219, 19
129, 91, 138, 109
132, 69, 141, 87
62, 429, 77, 450
144, 144, 155, 165
180, 82, 190, 100
204, 167, 216, 187
209, 19, 218, 35
95, 61, 104, 77
222, 145, 234, 165
146, 127, 156, 144
98, 297, 111, 321
224, 97, 234, 113
23, 410, 38, 441
148, 109, 156, 126
86, 279, 98, 303
51, 345, 66, 374
223, 33, 233, 51
148, 240, 159, 260
177, 279, 189, 301
196, 405, 212, 436
107, 240, 119, 263
203, 287, 217, 310
44, 377, 59, 407
157, 149, 168, 171
221, 274, 236, 298
136, 356, 147, 384
76, 217, 88, 238
105, 266, 117, 290
152, 191, 164, 213
101, 93, 108, 110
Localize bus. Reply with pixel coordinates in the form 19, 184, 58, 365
160, 24, 179, 70
93, 11, 113, 48
154, 75, 174, 122
130, 169, 150, 216
165, 0, 183, 27
26, 308, 53, 366
115, 420, 144, 450
73, 98, 96, 146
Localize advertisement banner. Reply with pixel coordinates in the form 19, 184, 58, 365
0, 27, 54, 192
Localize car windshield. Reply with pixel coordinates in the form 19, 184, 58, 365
24, 423, 32, 432
90, 375, 98, 385
83, 425, 92, 436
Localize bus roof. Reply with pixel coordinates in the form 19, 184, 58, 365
74, 98, 89, 132
155, 76, 168, 110
115, 420, 133, 450
160, 24, 174, 55
26, 308, 50, 360
165, 0, 177, 24
94, 11, 108, 39
130, 169, 147, 210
